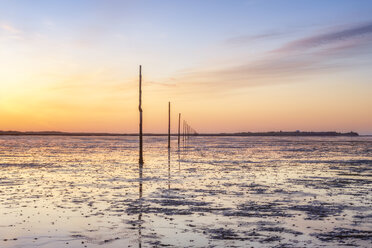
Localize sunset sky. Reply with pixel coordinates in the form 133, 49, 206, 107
1, 0, 372, 134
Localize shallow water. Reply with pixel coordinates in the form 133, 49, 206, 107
0, 136, 371, 247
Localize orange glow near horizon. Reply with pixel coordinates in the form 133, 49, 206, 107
1, 65, 371, 134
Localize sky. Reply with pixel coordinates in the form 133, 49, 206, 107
1, 0, 372, 134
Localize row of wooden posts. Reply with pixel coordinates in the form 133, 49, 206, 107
139, 65, 197, 164
168, 103, 198, 148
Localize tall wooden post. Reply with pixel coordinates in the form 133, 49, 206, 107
178, 113, 181, 147
139, 65, 144, 164
168, 102, 171, 149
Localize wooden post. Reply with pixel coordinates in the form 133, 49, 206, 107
187, 124, 188, 139
186, 123, 188, 139
187, 123, 188, 144
139, 65, 144, 164
168, 102, 171, 149
183, 120, 185, 142
178, 113, 181, 147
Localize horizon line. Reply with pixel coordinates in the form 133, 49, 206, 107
0, 130, 364, 137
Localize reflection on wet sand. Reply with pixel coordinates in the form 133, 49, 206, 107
168, 148, 171, 190
178, 148, 181, 172
0, 136, 371, 247
138, 162, 143, 248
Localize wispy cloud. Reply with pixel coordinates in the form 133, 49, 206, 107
172, 22, 372, 91
0, 21, 24, 41
274, 22, 372, 53
0, 22, 20, 34
146, 81, 177, 88
225, 31, 286, 45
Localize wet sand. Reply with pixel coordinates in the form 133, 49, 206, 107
0, 136, 371, 247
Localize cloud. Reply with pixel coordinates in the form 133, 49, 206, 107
274, 22, 372, 53
146, 81, 177, 88
171, 21, 372, 91
0, 22, 20, 34
225, 31, 286, 45
0, 21, 25, 41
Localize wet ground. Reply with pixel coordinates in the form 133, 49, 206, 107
0, 136, 371, 247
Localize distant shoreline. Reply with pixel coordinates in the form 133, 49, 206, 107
0, 131, 359, 137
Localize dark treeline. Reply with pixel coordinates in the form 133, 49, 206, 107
0, 131, 359, 136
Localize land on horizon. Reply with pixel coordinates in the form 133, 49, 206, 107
0, 130, 359, 136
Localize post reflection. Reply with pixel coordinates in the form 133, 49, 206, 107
168, 148, 171, 190
178, 147, 181, 172
138, 162, 143, 248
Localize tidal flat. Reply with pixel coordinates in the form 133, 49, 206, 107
0, 136, 371, 247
